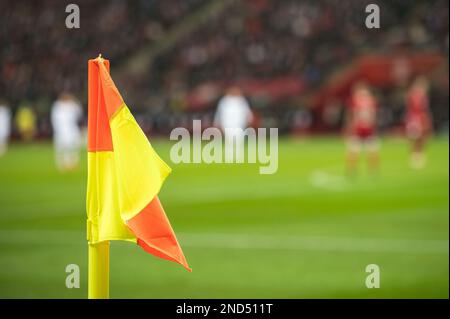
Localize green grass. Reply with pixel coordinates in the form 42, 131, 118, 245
0, 137, 448, 298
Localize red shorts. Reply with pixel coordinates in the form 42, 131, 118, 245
353, 126, 375, 139
406, 116, 429, 139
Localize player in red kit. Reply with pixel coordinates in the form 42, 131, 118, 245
345, 82, 379, 175
405, 77, 432, 169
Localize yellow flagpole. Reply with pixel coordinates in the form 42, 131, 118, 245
87, 54, 110, 299
88, 241, 110, 299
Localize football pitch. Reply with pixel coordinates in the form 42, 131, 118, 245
0, 137, 448, 298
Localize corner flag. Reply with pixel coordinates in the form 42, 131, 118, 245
86, 55, 190, 298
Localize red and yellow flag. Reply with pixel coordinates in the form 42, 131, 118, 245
86, 56, 190, 271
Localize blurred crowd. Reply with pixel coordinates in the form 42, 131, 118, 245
0, 0, 206, 137
0, 0, 448, 138
158, 0, 448, 89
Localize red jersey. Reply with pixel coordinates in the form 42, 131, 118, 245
349, 91, 377, 138
406, 88, 431, 136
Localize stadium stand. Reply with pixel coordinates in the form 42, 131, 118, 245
0, 0, 448, 137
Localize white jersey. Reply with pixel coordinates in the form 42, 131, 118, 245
51, 99, 82, 148
214, 95, 253, 130
0, 105, 11, 140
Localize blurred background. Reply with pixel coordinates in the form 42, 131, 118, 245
0, 0, 448, 298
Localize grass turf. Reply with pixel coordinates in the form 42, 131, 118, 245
0, 137, 448, 298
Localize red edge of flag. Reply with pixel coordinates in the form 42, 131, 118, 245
126, 197, 192, 272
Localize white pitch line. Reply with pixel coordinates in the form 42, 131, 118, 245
0, 230, 447, 255
180, 233, 448, 254
309, 171, 347, 191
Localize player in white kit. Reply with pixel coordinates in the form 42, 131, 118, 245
51, 93, 83, 171
0, 99, 11, 156
214, 86, 253, 161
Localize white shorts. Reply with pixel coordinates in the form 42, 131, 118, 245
348, 136, 379, 153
